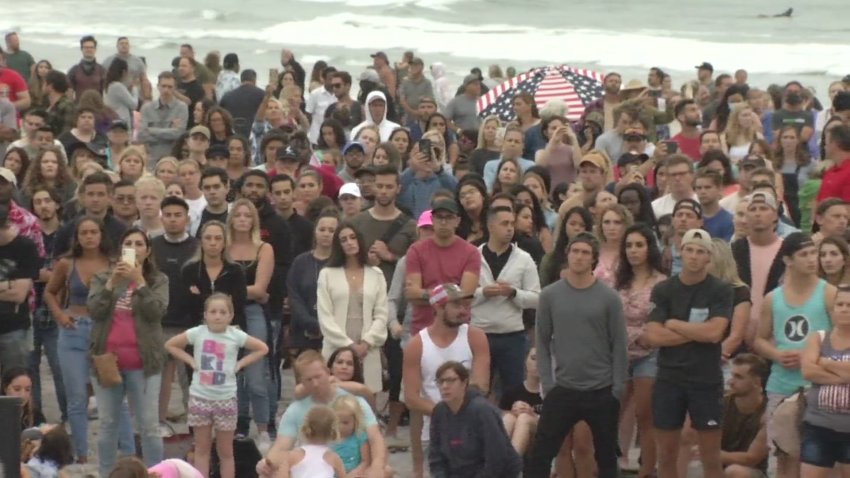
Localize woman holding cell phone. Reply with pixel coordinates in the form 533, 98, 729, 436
87, 227, 169, 476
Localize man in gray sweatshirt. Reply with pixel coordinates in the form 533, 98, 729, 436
525, 232, 627, 478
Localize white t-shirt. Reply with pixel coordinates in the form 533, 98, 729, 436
184, 194, 207, 236
185, 325, 248, 401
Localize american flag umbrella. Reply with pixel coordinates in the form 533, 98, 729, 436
477, 65, 605, 123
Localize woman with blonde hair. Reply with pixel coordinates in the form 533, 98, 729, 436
722, 104, 764, 163
469, 115, 502, 175
225, 199, 275, 450
280, 85, 309, 131
116, 146, 147, 183
21, 145, 77, 208
154, 157, 179, 185
594, 203, 634, 287
709, 238, 751, 359
354, 124, 381, 159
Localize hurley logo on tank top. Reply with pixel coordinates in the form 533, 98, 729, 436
784, 315, 810, 343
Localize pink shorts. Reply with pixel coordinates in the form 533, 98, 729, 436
187, 395, 237, 431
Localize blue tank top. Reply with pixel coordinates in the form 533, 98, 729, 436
330, 431, 367, 472
767, 279, 832, 395
67, 263, 89, 307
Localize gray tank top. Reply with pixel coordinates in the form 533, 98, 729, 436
804, 331, 850, 433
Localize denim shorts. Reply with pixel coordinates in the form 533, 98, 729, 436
628, 353, 658, 379
800, 422, 850, 468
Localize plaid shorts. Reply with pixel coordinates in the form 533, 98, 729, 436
187, 395, 237, 431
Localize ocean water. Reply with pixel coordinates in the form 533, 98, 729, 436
3, 0, 850, 99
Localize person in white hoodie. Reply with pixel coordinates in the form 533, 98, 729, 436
350, 90, 400, 141
430, 62, 454, 112
471, 205, 540, 395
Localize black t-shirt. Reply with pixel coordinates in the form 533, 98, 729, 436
287, 213, 314, 258
220, 84, 266, 138
178, 79, 206, 127
0, 235, 39, 334
648, 274, 733, 387
196, 208, 229, 237
498, 384, 543, 414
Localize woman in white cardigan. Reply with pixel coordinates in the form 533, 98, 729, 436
317, 222, 388, 392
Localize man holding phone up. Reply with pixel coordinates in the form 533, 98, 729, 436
398, 133, 457, 219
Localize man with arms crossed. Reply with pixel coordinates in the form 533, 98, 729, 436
644, 228, 733, 478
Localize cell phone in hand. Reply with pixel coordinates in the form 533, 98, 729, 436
121, 248, 136, 266
662, 140, 679, 154
418, 138, 432, 159
268, 68, 280, 86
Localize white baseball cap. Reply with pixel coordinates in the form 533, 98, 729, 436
339, 182, 361, 198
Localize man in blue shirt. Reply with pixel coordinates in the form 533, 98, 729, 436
695, 169, 734, 241
399, 133, 457, 219
256, 351, 386, 478
482, 125, 535, 191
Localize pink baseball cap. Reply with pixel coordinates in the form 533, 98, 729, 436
417, 209, 433, 228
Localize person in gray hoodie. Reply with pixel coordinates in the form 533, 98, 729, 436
429, 360, 522, 478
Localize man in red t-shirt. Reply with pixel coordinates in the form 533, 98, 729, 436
671, 99, 702, 161
0, 49, 31, 112
818, 124, 850, 203
405, 198, 481, 335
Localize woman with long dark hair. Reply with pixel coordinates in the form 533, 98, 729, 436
87, 227, 168, 475
225, 135, 251, 183
818, 236, 850, 286
104, 58, 136, 136
512, 184, 553, 253
3, 147, 31, 187
539, 206, 593, 286
389, 127, 413, 169
513, 92, 540, 133
493, 157, 522, 195
1, 367, 46, 430
617, 183, 658, 236
614, 224, 665, 476
43, 217, 135, 464
288, 212, 338, 352
317, 223, 388, 393
774, 125, 813, 226
28, 59, 53, 109
708, 84, 748, 133
206, 106, 235, 146
522, 166, 559, 231
456, 175, 489, 244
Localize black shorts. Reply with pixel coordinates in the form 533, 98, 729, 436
652, 379, 723, 431
801, 422, 850, 468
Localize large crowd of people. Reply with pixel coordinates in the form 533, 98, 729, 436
2, 30, 850, 478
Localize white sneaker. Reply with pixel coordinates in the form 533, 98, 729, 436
87, 397, 98, 420
256, 431, 272, 455
158, 422, 175, 438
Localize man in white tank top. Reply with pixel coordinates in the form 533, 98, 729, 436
403, 283, 491, 478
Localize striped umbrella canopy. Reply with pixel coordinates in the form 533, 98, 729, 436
477, 65, 605, 123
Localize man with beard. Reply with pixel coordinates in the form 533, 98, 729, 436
238, 170, 292, 438
67, 35, 106, 98
671, 99, 703, 161
324, 71, 363, 130
581, 72, 622, 132
403, 283, 490, 478
339, 142, 367, 183
351, 166, 417, 450
357, 69, 398, 124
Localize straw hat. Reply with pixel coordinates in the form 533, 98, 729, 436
621, 79, 647, 92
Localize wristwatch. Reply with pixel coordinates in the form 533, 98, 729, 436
508, 288, 517, 299
420, 291, 429, 301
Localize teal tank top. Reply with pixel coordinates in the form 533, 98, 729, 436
766, 279, 832, 395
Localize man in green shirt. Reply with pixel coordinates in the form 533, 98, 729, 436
3, 33, 34, 80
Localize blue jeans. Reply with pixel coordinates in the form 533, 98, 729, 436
93, 369, 163, 477
0, 328, 31, 372
486, 331, 527, 395
237, 303, 270, 426
29, 311, 67, 421
57, 317, 135, 460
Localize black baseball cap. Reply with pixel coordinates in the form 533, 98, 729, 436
108, 119, 129, 131
275, 146, 299, 163
207, 144, 229, 158
673, 198, 703, 219
740, 155, 767, 170
353, 166, 376, 179
431, 198, 459, 215
695, 62, 714, 72
779, 232, 816, 257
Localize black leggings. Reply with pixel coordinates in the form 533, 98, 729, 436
384, 335, 403, 402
